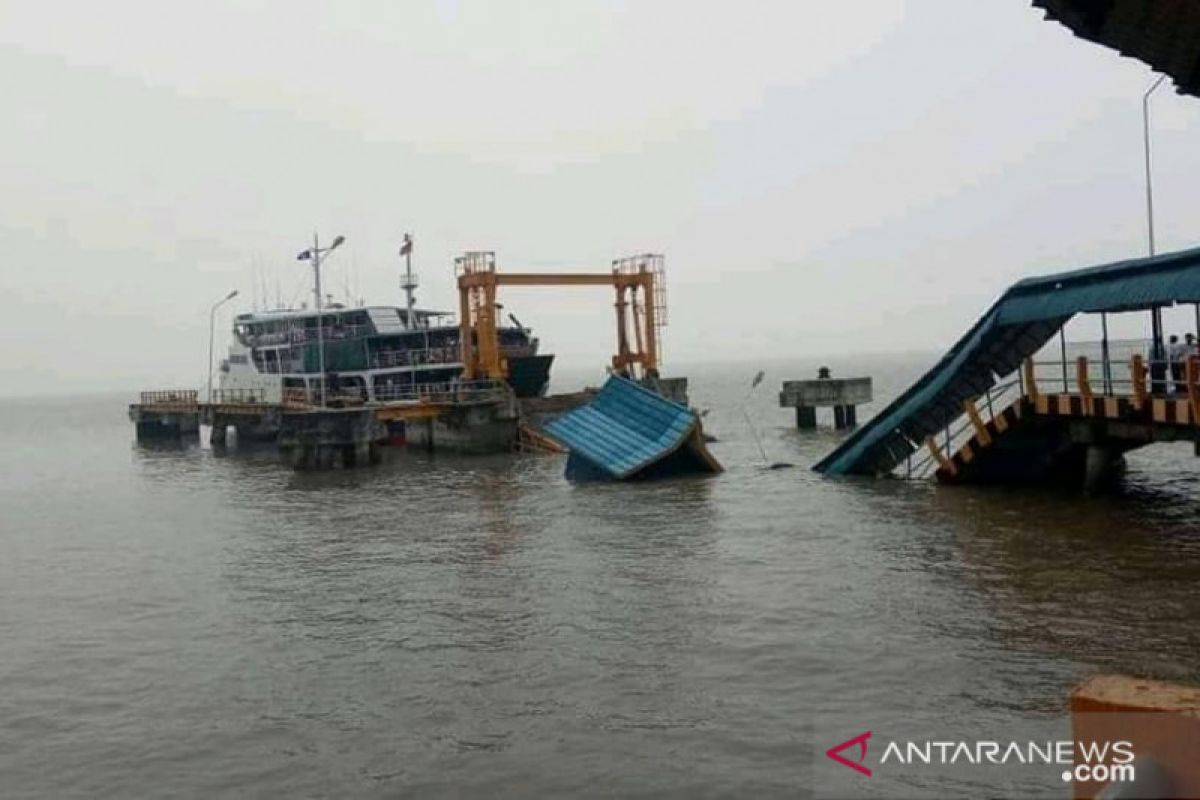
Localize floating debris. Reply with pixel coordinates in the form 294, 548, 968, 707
545, 374, 722, 481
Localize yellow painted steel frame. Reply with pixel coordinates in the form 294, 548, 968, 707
1188, 355, 1200, 425
1131, 354, 1147, 410
1076, 356, 1093, 415
924, 435, 956, 476
457, 266, 661, 381
963, 398, 991, 446
1023, 357, 1038, 403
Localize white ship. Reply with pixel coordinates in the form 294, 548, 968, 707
216, 236, 553, 405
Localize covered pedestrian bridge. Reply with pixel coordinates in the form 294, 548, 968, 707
814, 246, 1200, 488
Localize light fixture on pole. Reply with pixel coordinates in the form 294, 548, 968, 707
207, 289, 239, 404
296, 234, 346, 406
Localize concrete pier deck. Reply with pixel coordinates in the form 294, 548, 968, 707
128, 381, 519, 469
780, 370, 872, 430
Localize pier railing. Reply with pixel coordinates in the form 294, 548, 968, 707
138, 390, 199, 410
276, 379, 511, 410
211, 388, 272, 405
372, 379, 511, 406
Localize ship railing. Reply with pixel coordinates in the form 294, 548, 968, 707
245, 323, 375, 347
369, 347, 461, 369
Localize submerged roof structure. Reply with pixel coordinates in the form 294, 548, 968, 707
1033, 0, 1200, 97
545, 374, 722, 480
815, 245, 1200, 476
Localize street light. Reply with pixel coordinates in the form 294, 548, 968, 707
207, 289, 239, 404
296, 233, 346, 406
1143, 73, 1166, 258
1143, 74, 1168, 388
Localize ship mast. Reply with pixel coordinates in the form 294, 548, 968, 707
400, 233, 417, 329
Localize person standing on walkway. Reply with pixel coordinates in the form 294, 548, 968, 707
1169, 334, 1187, 393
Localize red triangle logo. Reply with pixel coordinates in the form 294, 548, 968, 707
826, 731, 872, 777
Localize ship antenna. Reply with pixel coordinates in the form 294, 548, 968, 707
400, 233, 416, 328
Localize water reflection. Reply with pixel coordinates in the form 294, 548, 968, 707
13, 381, 1200, 797
868, 477, 1200, 688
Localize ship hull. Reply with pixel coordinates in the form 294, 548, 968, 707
506, 354, 554, 398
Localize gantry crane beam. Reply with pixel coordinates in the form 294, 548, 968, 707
456, 254, 665, 382
460, 273, 650, 287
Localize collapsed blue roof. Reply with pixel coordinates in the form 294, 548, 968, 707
815, 244, 1200, 476
545, 374, 721, 480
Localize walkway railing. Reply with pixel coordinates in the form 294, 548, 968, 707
903, 378, 1023, 480
904, 351, 1200, 480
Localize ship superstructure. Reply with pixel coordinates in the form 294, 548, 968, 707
219, 304, 551, 402
218, 236, 552, 404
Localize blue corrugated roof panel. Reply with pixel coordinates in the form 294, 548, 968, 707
544, 375, 718, 480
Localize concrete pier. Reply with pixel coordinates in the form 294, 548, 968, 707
403, 391, 520, 454
128, 391, 200, 441
132, 376, 689, 469
779, 369, 872, 430
277, 407, 386, 470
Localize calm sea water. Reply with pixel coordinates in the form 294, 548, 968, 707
3, 354, 1200, 798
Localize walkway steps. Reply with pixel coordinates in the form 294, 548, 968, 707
935, 388, 1200, 488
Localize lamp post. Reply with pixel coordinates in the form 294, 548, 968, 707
207, 289, 239, 404
1144, 74, 1167, 378
297, 233, 346, 406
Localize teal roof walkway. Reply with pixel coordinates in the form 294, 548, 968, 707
815, 245, 1200, 476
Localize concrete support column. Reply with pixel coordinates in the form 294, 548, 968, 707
281, 445, 302, 469
796, 406, 817, 429
1084, 445, 1115, 494
315, 445, 335, 470
210, 420, 227, 447
833, 405, 847, 430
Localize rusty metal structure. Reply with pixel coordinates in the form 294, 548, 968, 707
455, 252, 667, 382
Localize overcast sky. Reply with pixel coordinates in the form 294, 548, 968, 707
4, 0, 1200, 395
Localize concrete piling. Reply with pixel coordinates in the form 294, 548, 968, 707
133, 412, 200, 441
1084, 444, 1113, 494
780, 369, 872, 431
277, 407, 386, 471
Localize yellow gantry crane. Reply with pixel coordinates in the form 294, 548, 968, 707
455, 252, 667, 381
